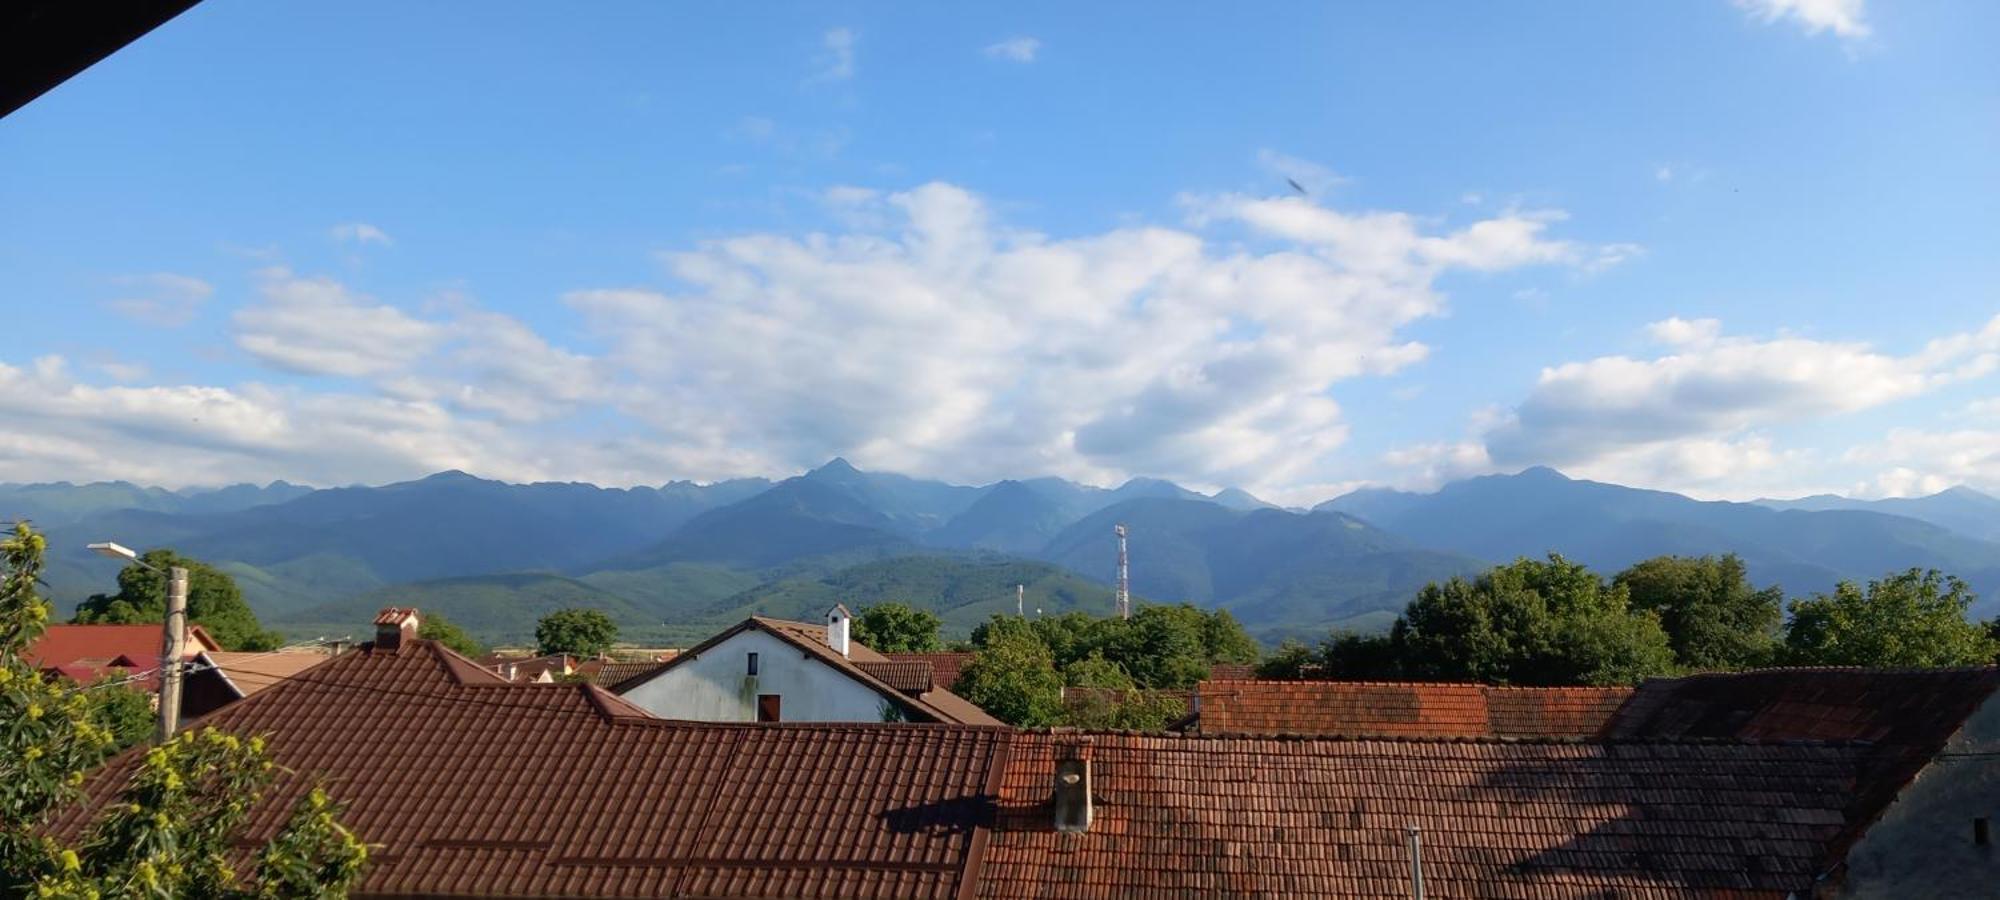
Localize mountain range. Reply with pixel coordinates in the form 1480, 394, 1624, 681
8, 463, 1999, 646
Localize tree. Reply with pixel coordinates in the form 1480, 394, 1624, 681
1393, 555, 1675, 686
1782, 569, 2000, 667
535, 607, 618, 657
80, 676, 156, 754
419, 612, 486, 658
2, 522, 367, 897
72, 549, 282, 651
1254, 640, 1320, 680
1615, 554, 1781, 670
851, 602, 943, 653
954, 631, 1064, 727
970, 604, 1254, 691
1061, 652, 1135, 690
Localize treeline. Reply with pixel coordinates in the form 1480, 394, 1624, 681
1259, 553, 2000, 686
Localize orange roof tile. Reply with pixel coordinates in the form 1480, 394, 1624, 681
1190, 680, 1631, 738
882, 651, 976, 690
24, 623, 222, 689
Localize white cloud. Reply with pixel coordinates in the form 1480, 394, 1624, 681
556, 180, 1605, 496
329, 223, 393, 246
983, 37, 1041, 63
1478, 314, 2000, 495
1735, 0, 1871, 39
232, 268, 440, 377
1845, 428, 2000, 496
106, 273, 213, 327
811, 27, 856, 82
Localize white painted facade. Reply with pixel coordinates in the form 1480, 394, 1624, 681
618, 628, 895, 723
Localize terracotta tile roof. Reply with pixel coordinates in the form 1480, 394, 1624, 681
883, 651, 976, 690
203, 649, 336, 698
1190, 680, 1632, 738
1206, 662, 1257, 680
1603, 666, 2000, 746
615, 617, 1002, 726
857, 660, 934, 693
55, 641, 1955, 899
61, 638, 1006, 899
980, 732, 1874, 898
576, 658, 662, 686
24, 623, 222, 689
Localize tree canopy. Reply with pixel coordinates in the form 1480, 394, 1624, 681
953, 629, 1065, 727
419, 611, 486, 658
3, 522, 366, 897
71, 549, 282, 651
851, 602, 944, 652
1782, 568, 2000, 667
1615, 554, 1782, 670
535, 607, 618, 657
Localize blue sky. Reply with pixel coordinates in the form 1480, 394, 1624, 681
3, 0, 1996, 503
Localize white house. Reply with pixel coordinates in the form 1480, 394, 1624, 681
613, 605, 1000, 726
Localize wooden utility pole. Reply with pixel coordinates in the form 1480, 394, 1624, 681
157, 565, 188, 742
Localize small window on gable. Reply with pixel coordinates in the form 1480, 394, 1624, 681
747, 652, 759, 676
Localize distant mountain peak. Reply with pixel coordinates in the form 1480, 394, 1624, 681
419, 469, 484, 483
806, 457, 862, 478
1514, 466, 1571, 481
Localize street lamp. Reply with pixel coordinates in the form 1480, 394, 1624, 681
88, 540, 189, 742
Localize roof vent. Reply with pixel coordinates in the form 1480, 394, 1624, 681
1053, 741, 1093, 833
827, 604, 852, 658
373, 607, 421, 652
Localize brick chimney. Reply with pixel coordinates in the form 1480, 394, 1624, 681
1053, 740, 1093, 833
373, 607, 421, 652
826, 603, 852, 657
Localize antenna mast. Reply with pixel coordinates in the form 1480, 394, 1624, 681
1114, 523, 1130, 619
1017, 583, 1025, 617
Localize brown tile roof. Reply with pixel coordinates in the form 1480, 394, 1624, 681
576, 658, 662, 686
614, 618, 1002, 727
980, 732, 1872, 898
203, 649, 336, 698
883, 651, 976, 690
61, 638, 1005, 899
1206, 662, 1257, 680
857, 660, 934, 693
1189, 680, 1632, 738
55, 644, 1956, 899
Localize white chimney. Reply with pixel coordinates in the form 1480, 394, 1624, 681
826, 604, 852, 657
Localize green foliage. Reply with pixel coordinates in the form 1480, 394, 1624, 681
72, 549, 283, 651
1389, 555, 1675, 686
1782, 569, 2000, 667
851, 602, 944, 652
2, 522, 365, 897
971, 603, 1255, 691
81, 678, 157, 755
1254, 640, 1319, 680
954, 631, 1065, 727
535, 607, 619, 657
417, 611, 486, 658
1615, 554, 1782, 670
1061, 653, 1136, 690
1060, 688, 1188, 731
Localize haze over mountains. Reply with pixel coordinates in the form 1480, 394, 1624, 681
8, 461, 1999, 646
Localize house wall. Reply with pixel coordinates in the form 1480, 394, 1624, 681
1833, 695, 2000, 899
617, 629, 892, 723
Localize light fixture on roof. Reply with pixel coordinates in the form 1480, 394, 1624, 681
87, 541, 150, 569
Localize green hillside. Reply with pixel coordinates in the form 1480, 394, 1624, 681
697, 555, 1121, 639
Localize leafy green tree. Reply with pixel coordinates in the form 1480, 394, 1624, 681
81, 677, 157, 754
1615, 554, 1782, 670
534, 607, 619, 657
955, 631, 1064, 727
1254, 640, 1320, 680
1782, 569, 2000, 667
1394, 555, 1674, 686
1061, 652, 1135, 689
72, 549, 282, 651
972, 604, 1253, 691
1319, 631, 1403, 680
2, 522, 366, 897
418, 611, 486, 658
1060, 688, 1188, 731
851, 602, 944, 652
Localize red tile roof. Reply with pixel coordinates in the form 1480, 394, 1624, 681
857, 660, 934, 693
1206, 662, 1257, 680
60, 638, 1006, 899
980, 732, 1872, 898
24, 623, 222, 688
616, 618, 1002, 726
883, 651, 975, 690
1189, 680, 1632, 738
54, 644, 1965, 899
576, 658, 662, 686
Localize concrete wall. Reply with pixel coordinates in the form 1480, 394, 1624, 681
617, 628, 891, 723
1834, 695, 2000, 899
